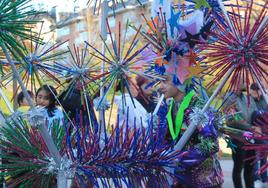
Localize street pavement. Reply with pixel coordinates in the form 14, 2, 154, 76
220, 159, 235, 188
220, 159, 268, 188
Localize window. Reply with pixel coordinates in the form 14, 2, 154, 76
107, 17, 115, 28
75, 32, 88, 44
57, 41, 69, 50
106, 33, 115, 44
76, 21, 86, 31
125, 28, 136, 39
57, 27, 70, 37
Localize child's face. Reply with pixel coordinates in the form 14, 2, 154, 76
159, 76, 179, 99
36, 90, 50, 107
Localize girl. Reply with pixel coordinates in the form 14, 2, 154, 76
114, 79, 148, 129
135, 75, 157, 113
36, 85, 64, 133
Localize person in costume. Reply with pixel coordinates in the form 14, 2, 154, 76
251, 83, 268, 185
58, 81, 97, 125
135, 75, 157, 113
114, 79, 148, 129
223, 82, 257, 188
159, 76, 223, 188
17, 90, 34, 112
36, 85, 64, 134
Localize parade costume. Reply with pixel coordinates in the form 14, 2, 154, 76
0, 0, 268, 188
159, 93, 223, 188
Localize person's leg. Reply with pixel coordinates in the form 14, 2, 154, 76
244, 150, 255, 188
260, 158, 267, 182
232, 147, 244, 188
254, 151, 261, 181
254, 161, 261, 181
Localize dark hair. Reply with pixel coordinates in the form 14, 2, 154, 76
136, 75, 148, 88
115, 79, 126, 92
250, 83, 259, 91
36, 85, 58, 117
136, 75, 150, 95
135, 75, 151, 105
17, 90, 34, 106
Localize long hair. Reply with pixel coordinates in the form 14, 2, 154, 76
36, 85, 58, 117
135, 75, 149, 100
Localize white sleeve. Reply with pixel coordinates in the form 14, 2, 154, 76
56, 108, 64, 124
114, 95, 149, 129
125, 97, 149, 128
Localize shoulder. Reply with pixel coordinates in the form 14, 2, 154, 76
115, 94, 135, 106
114, 95, 121, 104
225, 92, 238, 101
54, 107, 64, 118
133, 98, 148, 114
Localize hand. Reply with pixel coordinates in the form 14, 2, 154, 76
218, 149, 223, 159
252, 126, 262, 135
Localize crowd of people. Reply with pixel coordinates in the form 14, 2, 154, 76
13, 74, 268, 188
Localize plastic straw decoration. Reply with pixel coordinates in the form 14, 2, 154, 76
0, 0, 42, 58
0, 117, 65, 188
0, 110, 185, 188
243, 110, 268, 175
0, 1, 65, 187
49, 44, 103, 98
1, 27, 69, 94
199, 0, 268, 101
85, 21, 162, 125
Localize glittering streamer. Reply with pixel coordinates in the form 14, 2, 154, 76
189, 107, 210, 128
1, 28, 69, 94
85, 21, 161, 126
0, 117, 64, 187
1, 103, 194, 187
243, 110, 268, 175
0, 0, 41, 59
199, 0, 268, 102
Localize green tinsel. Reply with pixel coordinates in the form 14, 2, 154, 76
0, 0, 43, 61
0, 116, 64, 187
198, 137, 217, 154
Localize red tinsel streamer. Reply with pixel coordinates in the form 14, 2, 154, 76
244, 111, 268, 174
199, 0, 268, 100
